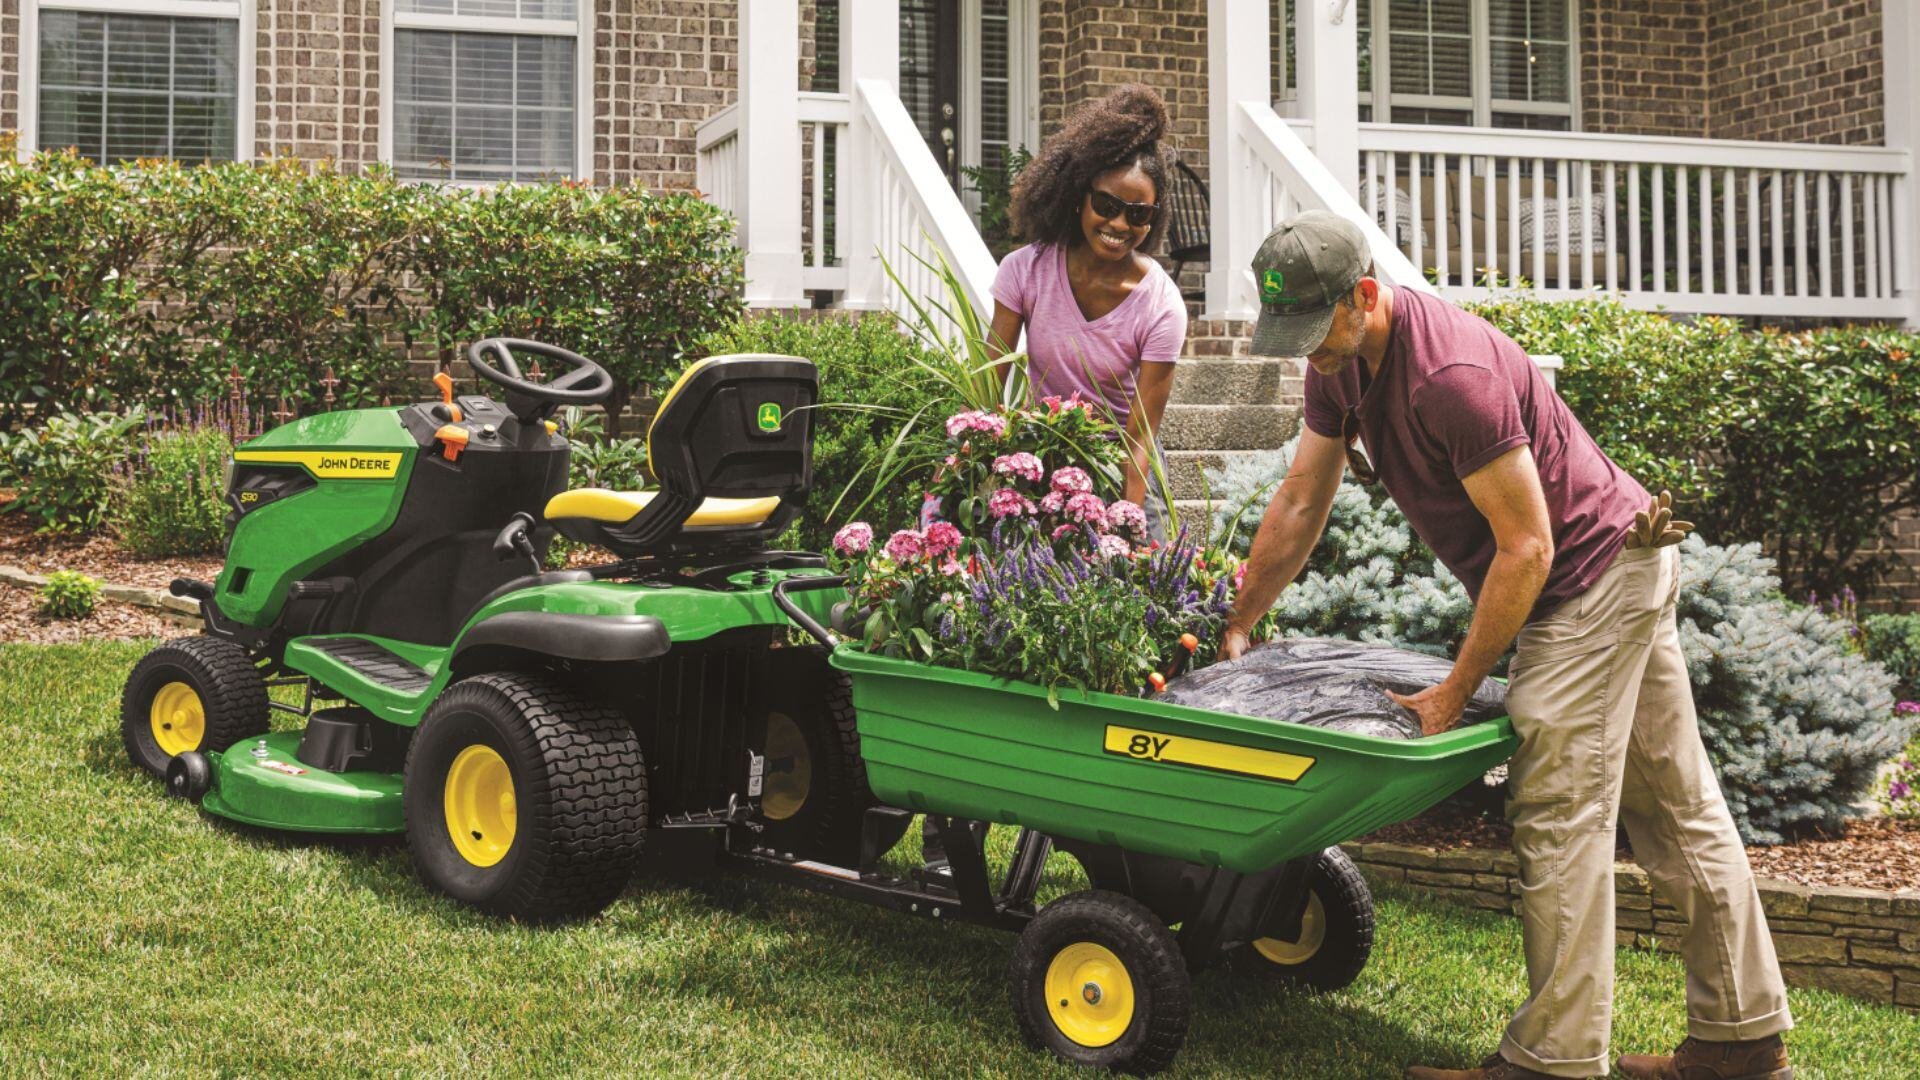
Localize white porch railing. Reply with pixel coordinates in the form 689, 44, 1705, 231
1358, 124, 1914, 320
694, 105, 739, 225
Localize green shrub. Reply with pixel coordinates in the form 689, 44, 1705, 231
1207, 440, 1918, 843
36, 570, 101, 620
1863, 613, 1920, 701
698, 311, 946, 551
112, 424, 234, 557
1470, 295, 1920, 599
0, 410, 142, 534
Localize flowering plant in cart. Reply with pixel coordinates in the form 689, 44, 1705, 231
927, 395, 1127, 530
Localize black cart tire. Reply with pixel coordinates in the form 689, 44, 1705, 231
755, 650, 908, 865
121, 636, 270, 778
1226, 847, 1374, 992
404, 672, 646, 921
1009, 889, 1192, 1076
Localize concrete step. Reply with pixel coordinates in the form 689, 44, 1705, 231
1169, 356, 1298, 405
1159, 403, 1300, 451
1162, 449, 1226, 501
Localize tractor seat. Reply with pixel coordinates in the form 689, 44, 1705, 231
545, 489, 781, 530
543, 354, 816, 558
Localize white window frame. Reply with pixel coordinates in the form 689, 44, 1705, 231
958, 0, 1038, 214
18, 0, 256, 163
379, 2, 594, 184
1366, 0, 1580, 130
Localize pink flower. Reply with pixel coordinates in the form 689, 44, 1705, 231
1893, 780, 1913, 802
832, 522, 874, 556
924, 521, 963, 557
1040, 394, 1065, 414
943, 454, 959, 468
1039, 490, 1067, 514
1051, 523, 1078, 542
988, 488, 1037, 519
938, 557, 966, 577
884, 529, 926, 562
944, 410, 1007, 440
1897, 701, 1920, 715
992, 452, 1044, 484
1106, 499, 1147, 537
1064, 492, 1109, 529
1050, 466, 1093, 495
1096, 533, 1132, 559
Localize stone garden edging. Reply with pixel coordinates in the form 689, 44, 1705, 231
0, 564, 200, 626
1340, 841, 1920, 1012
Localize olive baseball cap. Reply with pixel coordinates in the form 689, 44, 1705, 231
1249, 210, 1371, 358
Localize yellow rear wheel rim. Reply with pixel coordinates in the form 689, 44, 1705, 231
150, 682, 206, 758
760, 711, 812, 821
1253, 891, 1327, 966
445, 745, 517, 867
1044, 942, 1136, 1048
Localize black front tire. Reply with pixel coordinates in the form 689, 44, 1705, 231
121, 636, 269, 778
1009, 889, 1192, 1076
405, 673, 647, 921
1224, 847, 1375, 992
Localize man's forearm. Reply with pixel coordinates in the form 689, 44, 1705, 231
1443, 543, 1552, 698
1225, 493, 1323, 635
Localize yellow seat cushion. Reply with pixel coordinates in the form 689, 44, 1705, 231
544, 488, 780, 528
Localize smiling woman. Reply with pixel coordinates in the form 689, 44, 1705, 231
985, 84, 1187, 519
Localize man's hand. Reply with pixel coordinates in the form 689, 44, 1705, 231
1220, 626, 1253, 662
1386, 682, 1471, 737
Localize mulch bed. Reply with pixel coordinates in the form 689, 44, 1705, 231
0, 507, 224, 592
0, 578, 179, 644
1365, 801, 1920, 893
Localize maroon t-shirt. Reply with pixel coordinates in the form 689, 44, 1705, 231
1302, 287, 1649, 621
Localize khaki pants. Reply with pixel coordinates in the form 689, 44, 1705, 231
1497, 545, 1792, 1078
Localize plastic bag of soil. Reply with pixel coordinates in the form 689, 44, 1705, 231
1159, 637, 1506, 740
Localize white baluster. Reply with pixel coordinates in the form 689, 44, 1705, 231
1677, 165, 1690, 295
1653, 164, 1666, 294
1556, 158, 1570, 291
1723, 167, 1737, 297
1770, 169, 1785, 297
1580, 161, 1593, 289
1748, 169, 1762, 296
1866, 173, 1881, 298
1435, 153, 1449, 287
1818, 172, 1832, 297
1698, 165, 1712, 295
1842, 173, 1855, 298
1509, 157, 1521, 286
1878, 174, 1895, 299
1411, 153, 1424, 275
1793, 171, 1808, 297
1484, 156, 1497, 289
1628, 164, 1641, 294
1534, 158, 1547, 289
1605, 161, 1618, 293
1460, 153, 1474, 289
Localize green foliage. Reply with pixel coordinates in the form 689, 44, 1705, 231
1206, 440, 1917, 843
0, 147, 742, 429
1470, 295, 1920, 598
0, 410, 143, 534
36, 570, 101, 620
112, 423, 234, 557
960, 146, 1032, 261
1862, 613, 1920, 701
698, 311, 947, 550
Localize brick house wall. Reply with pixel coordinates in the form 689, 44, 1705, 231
1577, 0, 1708, 137
1706, 0, 1883, 146
255, 1, 381, 167
1, 2, 16, 138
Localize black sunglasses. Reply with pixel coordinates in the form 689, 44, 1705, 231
1341, 408, 1379, 486
1087, 188, 1157, 228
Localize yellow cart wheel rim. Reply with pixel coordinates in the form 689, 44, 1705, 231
1043, 942, 1135, 1048
1253, 892, 1327, 966
445, 745, 517, 868
760, 711, 811, 822
149, 681, 206, 758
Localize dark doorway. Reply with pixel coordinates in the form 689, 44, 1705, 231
899, 0, 963, 190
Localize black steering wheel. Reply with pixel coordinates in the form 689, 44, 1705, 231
466, 338, 614, 422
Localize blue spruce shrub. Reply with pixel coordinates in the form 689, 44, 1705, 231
1207, 441, 1918, 843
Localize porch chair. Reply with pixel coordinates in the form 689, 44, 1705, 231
1163, 158, 1211, 303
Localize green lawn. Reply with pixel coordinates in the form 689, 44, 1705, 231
3, 641, 1915, 1078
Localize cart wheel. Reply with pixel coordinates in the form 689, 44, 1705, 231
1226, 847, 1374, 992
755, 652, 909, 865
1009, 890, 1191, 1076
405, 672, 646, 920
121, 636, 269, 779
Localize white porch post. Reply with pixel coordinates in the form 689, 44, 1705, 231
838, 0, 901, 309
1294, 0, 1361, 199
738, 0, 806, 308
1204, 0, 1269, 319
1885, 0, 1920, 326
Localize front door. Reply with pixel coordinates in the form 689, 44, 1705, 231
899, 0, 963, 190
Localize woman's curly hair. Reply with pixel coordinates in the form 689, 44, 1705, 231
1009, 84, 1173, 254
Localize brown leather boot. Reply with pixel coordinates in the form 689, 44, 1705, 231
1616, 1035, 1793, 1080
1405, 1052, 1564, 1079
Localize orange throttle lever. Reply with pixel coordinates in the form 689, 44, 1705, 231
434, 423, 470, 462
432, 371, 463, 423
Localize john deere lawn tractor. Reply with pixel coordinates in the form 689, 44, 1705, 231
122, 340, 891, 918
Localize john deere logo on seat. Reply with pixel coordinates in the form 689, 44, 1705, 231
757, 402, 783, 432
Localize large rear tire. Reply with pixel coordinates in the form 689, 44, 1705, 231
405, 673, 646, 920
754, 649, 908, 865
121, 636, 269, 778
1224, 847, 1375, 992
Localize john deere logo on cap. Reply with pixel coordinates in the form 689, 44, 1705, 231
757, 402, 783, 431
1259, 268, 1286, 304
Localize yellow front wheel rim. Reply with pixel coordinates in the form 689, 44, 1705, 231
760, 711, 812, 821
150, 682, 206, 757
445, 745, 517, 867
1044, 942, 1136, 1048
1253, 891, 1327, 966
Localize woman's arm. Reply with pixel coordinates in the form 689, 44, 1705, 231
987, 302, 1024, 393
1123, 361, 1177, 507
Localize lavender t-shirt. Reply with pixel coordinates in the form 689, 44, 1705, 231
991, 243, 1187, 428
1303, 288, 1650, 621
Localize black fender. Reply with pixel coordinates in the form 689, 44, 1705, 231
451, 611, 672, 672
